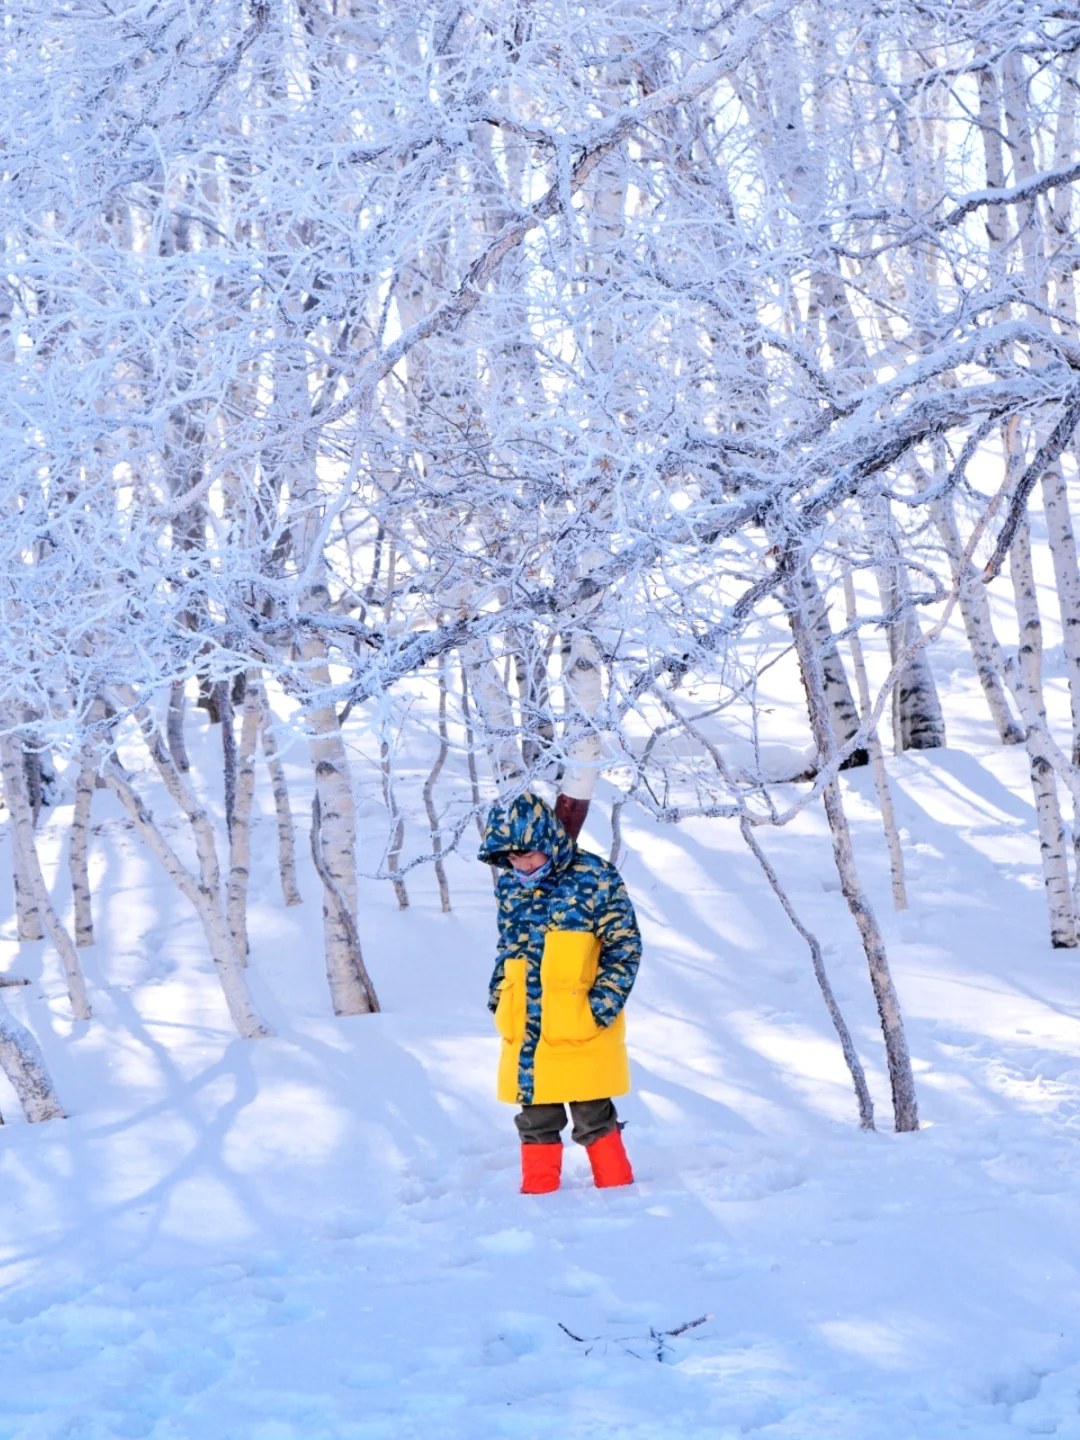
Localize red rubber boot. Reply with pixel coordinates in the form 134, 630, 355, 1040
586, 1128, 634, 1188
521, 1142, 562, 1194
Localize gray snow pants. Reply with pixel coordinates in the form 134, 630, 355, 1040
515, 1098, 619, 1148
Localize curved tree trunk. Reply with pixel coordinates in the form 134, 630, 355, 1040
786, 552, 919, 1132
103, 760, 274, 1036
740, 818, 875, 1130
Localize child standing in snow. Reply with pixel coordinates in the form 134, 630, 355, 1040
479, 791, 641, 1195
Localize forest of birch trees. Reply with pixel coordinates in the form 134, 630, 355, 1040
3, 0, 1080, 1135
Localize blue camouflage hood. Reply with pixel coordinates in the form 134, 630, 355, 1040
477, 792, 576, 874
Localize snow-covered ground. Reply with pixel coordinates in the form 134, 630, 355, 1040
4, 596, 1080, 1436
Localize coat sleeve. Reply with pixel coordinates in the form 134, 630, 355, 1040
589, 868, 642, 1027
488, 878, 513, 1013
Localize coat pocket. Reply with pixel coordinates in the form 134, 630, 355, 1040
540, 931, 601, 1045
541, 986, 599, 1044
493, 959, 527, 1044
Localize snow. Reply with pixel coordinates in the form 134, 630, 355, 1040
4, 684, 1080, 1437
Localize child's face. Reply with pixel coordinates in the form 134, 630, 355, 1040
507, 850, 549, 875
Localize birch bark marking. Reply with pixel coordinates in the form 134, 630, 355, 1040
0, 998, 64, 1122
1006, 462, 1077, 946
785, 554, 919, 1133
11, 823, 42, 941
219, 680, 238, 838
792, 563, 867, 768
0, 735, 90, 1021
227, 675, 260, 965
842, 567, 908, 911
167, 682, 191, 773
861, 493, 946, 754
559, 630, 604, 825
1039, 459, 1080, 756
380, 735, 409, 912
69, 753, 96, 947
69, 724, 104, 949
22, 741, 44, 827
257, 685, 301, 907
310, 794, 380, 1013
301, 632, 374, 1014
609, 797, 625, 868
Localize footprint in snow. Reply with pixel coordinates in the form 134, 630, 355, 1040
481, 1311, 546, 1364
702, 1160, 807, 1201
683, 1241, 778, 1279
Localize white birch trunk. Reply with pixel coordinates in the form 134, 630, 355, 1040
1038, 460, 1080, 761
301, 634, 376, 1015
1008, 510, 1077, 947
561, 633, 603, 803
257, 685, 302, 908
1002, 52, 1080, 769
787, 554, 919, 1132
68, 744, 98, 949
227, 676, 260, 965
219, 680, 237, 839
68, 693, 108, 952
309, 793, 380, 1013
0, 735, 91, 1022
0, 997, 65, 1122
760, 26, 943, 759
421, 654, 451, 913
609, 797, 625, 868
979, 70, 1078, 943
842, 568, 908, 911
459, 664, 486, 840
739, 818, 875, 1130
286, 391, 373, 1010
793, 563, 866, 767
11, 824, 42, 941
380, 735, 409, 912
167, 682, 190, 773
378, 539, 409, 910
860, 493, 946, 753
463, 637, 524, 785
109, 686, 276, 1031
923, 471, 1023, 745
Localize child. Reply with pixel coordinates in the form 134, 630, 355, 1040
479, 791, 642, 1193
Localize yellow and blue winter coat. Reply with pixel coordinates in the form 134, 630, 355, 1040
479, 792, 642, 1106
